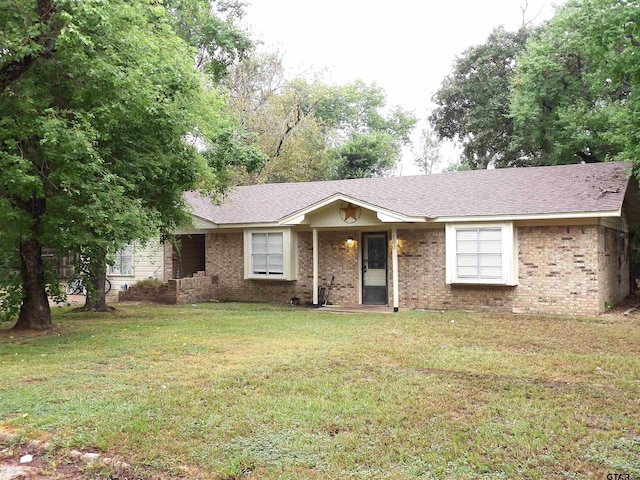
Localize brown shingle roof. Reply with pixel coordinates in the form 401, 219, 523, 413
186, 161, 634, 225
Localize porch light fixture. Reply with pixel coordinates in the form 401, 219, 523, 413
346, 236, 354, 246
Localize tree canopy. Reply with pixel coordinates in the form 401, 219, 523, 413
430, 27, 535, 169
0, 0, 239, 328
430, 0, 640, 170
510, 0, 640, 166
223, 55, 417, 183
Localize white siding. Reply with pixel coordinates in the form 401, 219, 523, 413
106, 239, 164, 295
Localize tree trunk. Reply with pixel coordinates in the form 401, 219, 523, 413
76, 252, 114, 312
13, 237, 53, 330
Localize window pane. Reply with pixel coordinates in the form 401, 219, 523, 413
458, 265, 479, 277
267, 233, 283, 253
457, 239, 478, 254
478, 228, 501, 241
268, 254, 283, 274
479, 240, 502, 254
457, 253, 478, 277
120, 257, 133, 275
479, 254, 502, 267
480, 266, 502, 278
109, 244, 133, 275
252, 254, 267, 274
456, 229, 477, 241
252, 233, 267, 253
456, 229, 478, 255
479, 228, 501, 254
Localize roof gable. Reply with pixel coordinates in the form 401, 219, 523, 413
278, 193, 428, 226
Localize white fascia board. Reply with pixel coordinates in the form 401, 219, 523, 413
281, 214, 306, 225
278, 192, 429, 225
433, 210, 622, 223
376, 211, 425, 223
217, 222, 282, 229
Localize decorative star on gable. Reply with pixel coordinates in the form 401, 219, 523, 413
339, 202, 361, 223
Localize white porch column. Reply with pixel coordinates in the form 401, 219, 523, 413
313, 228, 319, 307
391, 226, 399, 312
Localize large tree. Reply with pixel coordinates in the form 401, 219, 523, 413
430, 27, 536, 169
0, 0, 229, 328
224, 58, 417, 183
510, 0, 640, 165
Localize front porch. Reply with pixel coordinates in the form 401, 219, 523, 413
308, 227, 401, 312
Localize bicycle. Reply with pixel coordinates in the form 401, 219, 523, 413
65, 275, 112, 295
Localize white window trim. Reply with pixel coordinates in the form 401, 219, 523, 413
244, 229, 297, 281
445, 222, 517, 286
108, 243, 135, 277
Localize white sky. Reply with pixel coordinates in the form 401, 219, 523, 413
242, 1, 562, 175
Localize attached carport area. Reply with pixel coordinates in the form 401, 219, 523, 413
172, 234, 205, 279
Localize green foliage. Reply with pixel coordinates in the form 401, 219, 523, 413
0, 0, 241, 325
430, 27, 536, 169
164, 0, 253, 82
334, 131, 398, 179
226, 67, 417, 182
320, 81, 416, 179
432, 1, 640, 169
510, 0, 640, 165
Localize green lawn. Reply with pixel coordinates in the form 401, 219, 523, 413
1, 303, 639, 479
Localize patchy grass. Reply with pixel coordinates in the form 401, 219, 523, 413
1, 303, 639, 479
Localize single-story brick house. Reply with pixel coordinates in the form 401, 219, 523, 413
162, 161, 640, 315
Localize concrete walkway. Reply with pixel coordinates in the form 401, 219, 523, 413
315, 304, 395, 314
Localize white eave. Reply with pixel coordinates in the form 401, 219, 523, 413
278, 192, 429, 225
181, 205, 624, 232
433, 208, 623, 223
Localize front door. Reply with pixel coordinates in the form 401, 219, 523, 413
362, 233, 388, 304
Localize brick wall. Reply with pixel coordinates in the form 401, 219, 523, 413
395, 225, 629, 316
598, 227, 630, 309
205, 232, 312, 304
396, 229, 516, 312
203, 231, 359, 305
317, 231, 360, 305
119, 283, 177, 304
513, 226, 600, 315
119, 271, 217, 304
172, 271, 218, 304
189, 224, 629, 316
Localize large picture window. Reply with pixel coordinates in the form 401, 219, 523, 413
244, 229, 296, 280
456, 227, 502, 279
108, 244, 134, 276
446, 223, 516, 285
